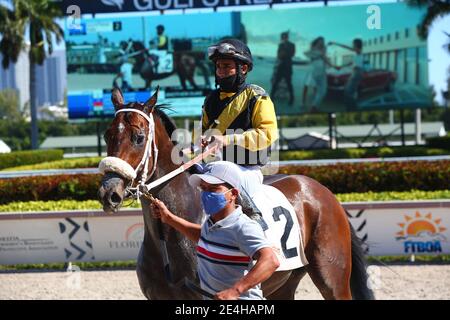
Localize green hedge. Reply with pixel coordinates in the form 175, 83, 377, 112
0, 199, 141, 212
278, 160, 450, 193
0, 190, 448, 212
336, 190, 450, 202
279, 146, 449, 161
2, 156, 102, 171
0, 149, 64, 170
0, 174, 101, 204
0, 160, 449, 204
3, 146, 448, 173
427, 135, 450, 150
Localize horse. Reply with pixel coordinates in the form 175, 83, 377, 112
98, 88, 374, 300
129, 41, 210, 90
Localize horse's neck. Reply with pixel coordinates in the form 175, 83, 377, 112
137, 120, 204, 294
142, 132, 203, 235
140, 136, 202, 284
154, 161, 196, 215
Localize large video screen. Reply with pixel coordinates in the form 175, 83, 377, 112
65, 11, 241, 119
65, 2, 431, 119
242, 2, 431, 114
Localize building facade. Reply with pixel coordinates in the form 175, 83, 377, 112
0, 51, 30, 112
0, 50, 67, 113
35, 50, 67, 108
363, 26, 429, 87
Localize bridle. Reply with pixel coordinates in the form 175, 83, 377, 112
120, 108, 159, 198
99, 108, 158, 200
99, 107, 219, 200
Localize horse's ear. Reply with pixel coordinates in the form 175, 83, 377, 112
143, 86, 159, 114
111, 88, 124, 110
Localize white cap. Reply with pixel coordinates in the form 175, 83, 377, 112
188, 161, 242, 189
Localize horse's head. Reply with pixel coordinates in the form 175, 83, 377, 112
98, 87, 160, 213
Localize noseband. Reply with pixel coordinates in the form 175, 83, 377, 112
99, 108, 158, 199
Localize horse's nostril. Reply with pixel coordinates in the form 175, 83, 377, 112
110, 192, 123, 205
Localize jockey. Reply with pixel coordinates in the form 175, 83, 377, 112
193, 39, 279, 225
150, 24, 169, 51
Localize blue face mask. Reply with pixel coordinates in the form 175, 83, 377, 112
201, 189, 232, 216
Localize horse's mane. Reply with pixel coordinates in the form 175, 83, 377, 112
153, 104, 177, 144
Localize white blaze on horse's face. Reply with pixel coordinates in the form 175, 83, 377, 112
100, 107, 158, 197
118, 122, 125, 134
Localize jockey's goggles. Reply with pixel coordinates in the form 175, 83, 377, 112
207, 43, 247, 61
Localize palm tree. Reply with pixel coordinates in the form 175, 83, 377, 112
406, 0, 450, 40
0, 0, 63, 149
406, 1, 450, 106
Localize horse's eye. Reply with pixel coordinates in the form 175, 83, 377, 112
133, 133, 145, 145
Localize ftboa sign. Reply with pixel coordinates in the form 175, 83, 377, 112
60, 0, 342, 14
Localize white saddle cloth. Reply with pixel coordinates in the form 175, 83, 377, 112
231, 165, 308, 270
251, 184, 309, 271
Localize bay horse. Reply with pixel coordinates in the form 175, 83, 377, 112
98, 88, 374, 300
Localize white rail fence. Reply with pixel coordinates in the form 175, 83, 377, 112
0, 201, 449, 265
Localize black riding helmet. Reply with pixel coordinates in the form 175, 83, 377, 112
207, 39, 253, 71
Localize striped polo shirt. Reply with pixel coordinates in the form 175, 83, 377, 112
196, 206, 271, 300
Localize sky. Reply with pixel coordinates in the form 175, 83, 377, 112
427, 14, 450, 105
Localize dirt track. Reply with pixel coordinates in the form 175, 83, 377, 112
1, 264, 449, 300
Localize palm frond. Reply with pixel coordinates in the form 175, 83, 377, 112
406, 0, 450, 39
